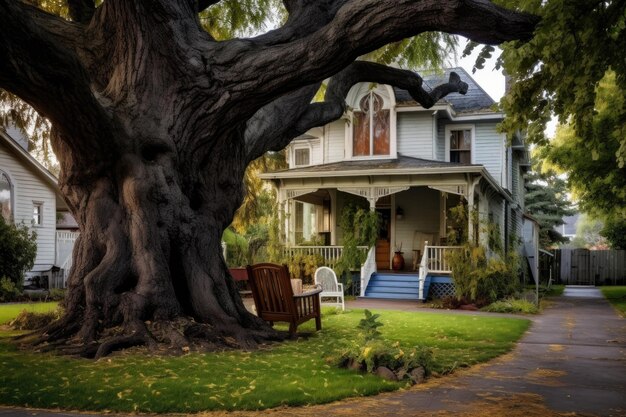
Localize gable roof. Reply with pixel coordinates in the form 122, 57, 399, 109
394, 67, 496, 113
0, 127, 67, 209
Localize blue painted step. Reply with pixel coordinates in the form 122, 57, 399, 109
364, 272, 420, 300
363, 273, 453, 301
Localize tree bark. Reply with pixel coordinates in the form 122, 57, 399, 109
0, 0, 539, 357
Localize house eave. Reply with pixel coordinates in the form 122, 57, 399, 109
259, 164, 484, 180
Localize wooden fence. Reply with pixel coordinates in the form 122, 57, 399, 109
553, 249, 626, 285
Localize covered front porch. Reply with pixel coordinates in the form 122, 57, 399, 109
260, 156, 507, 301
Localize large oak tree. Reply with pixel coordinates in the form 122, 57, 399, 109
0, 0, 537, 357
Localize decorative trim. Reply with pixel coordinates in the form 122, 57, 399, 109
286, 189, 318, 200
428, 185, 466, 196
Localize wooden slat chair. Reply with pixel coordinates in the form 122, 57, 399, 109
314, 266, 345, 311
246, 263, 322, 337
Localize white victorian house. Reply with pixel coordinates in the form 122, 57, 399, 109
260, 68, 530, 300
0, 126, 78, 289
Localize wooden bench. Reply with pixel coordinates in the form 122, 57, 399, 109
246, 263, 322, 337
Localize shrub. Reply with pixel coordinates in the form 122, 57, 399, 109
0, 276, 22, 302
0, 217, 37, 287
483, 298, 539, 314
9, 308, 63, 330
335, 204, 379, 280
285, 253, 324, 284
447, 243, 519, 306
328, 310, 433, 382
48, 288, 66, 301
222, 228, 248, 267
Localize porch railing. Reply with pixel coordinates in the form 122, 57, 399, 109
55, 231, 80, 289
360, 247, 377, 296
281, 245, 368, 269
418, 243, 461, 299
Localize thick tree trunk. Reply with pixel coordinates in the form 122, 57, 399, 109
36, 127, 279, 358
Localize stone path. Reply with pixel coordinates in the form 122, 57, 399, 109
2, 286, 625, 416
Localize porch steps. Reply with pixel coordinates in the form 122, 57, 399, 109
363, 272, 420, 300
362, 273, 454, 301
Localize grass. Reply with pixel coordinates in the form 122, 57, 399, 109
600, 286, 626, 316
0, 302, 58, 324
0, 303, 529, 413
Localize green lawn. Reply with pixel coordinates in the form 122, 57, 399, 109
601, 286, 626, 316
0, 302, 59, 324
0, 303, 530, 413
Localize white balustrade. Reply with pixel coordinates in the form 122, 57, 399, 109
282, 246, 368, 269
360, 247, 377, 296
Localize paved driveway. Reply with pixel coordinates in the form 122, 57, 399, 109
2, 286, 625, 417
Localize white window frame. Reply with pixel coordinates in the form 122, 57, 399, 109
0, 169, 14, 224
444, 124, 475, 164
290, 143, 312, 168
32, 201, 43, 227
345, 84, 397, 160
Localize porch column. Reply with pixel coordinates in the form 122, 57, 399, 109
466, 178, 481, 244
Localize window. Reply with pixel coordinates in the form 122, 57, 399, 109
294, 148, 310, 167
445, 125, 474, 164
0, 171, 12, 223
33, 203, 43, 226
353, 92, 390, 157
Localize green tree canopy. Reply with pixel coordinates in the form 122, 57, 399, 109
496, 0, 626, 148
524, 169, 575, 249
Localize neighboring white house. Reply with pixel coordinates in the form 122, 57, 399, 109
260, 68, 530, 300
0, 126, 78, 288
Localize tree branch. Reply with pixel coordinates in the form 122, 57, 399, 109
217, 0, 538, 119
0, 1, 115, 161
245, 62, 468, 161
67, 0, 95, 24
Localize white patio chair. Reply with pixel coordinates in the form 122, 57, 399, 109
314, 266, 345, 311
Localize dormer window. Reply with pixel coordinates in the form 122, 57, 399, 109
353, 92, 390, 156
294, 148, 310, 166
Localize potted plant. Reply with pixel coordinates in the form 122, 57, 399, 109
392, 242, 405, 271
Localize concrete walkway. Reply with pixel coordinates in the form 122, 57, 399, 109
2, 286, 625, 416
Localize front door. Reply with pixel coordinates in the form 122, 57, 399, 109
375, 208, 391, 270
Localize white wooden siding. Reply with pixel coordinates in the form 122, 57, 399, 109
436, 122, 446, 161
397, 112, 433, 159
325, 120, 345, 163
473, 123, 504, 186
0, 143, 57, 267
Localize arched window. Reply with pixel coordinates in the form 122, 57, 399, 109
353, 92, 390, 156
0, 170, 13, 223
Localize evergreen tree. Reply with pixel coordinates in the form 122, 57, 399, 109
524, 169, 575, 249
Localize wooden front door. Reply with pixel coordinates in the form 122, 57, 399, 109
375, 208, 391, 270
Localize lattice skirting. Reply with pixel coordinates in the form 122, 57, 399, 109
429, 282, 456, 299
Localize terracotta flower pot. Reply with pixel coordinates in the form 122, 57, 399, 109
392, 252, 405, 271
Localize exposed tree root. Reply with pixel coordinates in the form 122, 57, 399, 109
13, 314, 285, 359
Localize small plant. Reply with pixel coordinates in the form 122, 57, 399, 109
357, 309, 384, 341
329, 310, 433, 384
394, 242, 403, 254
